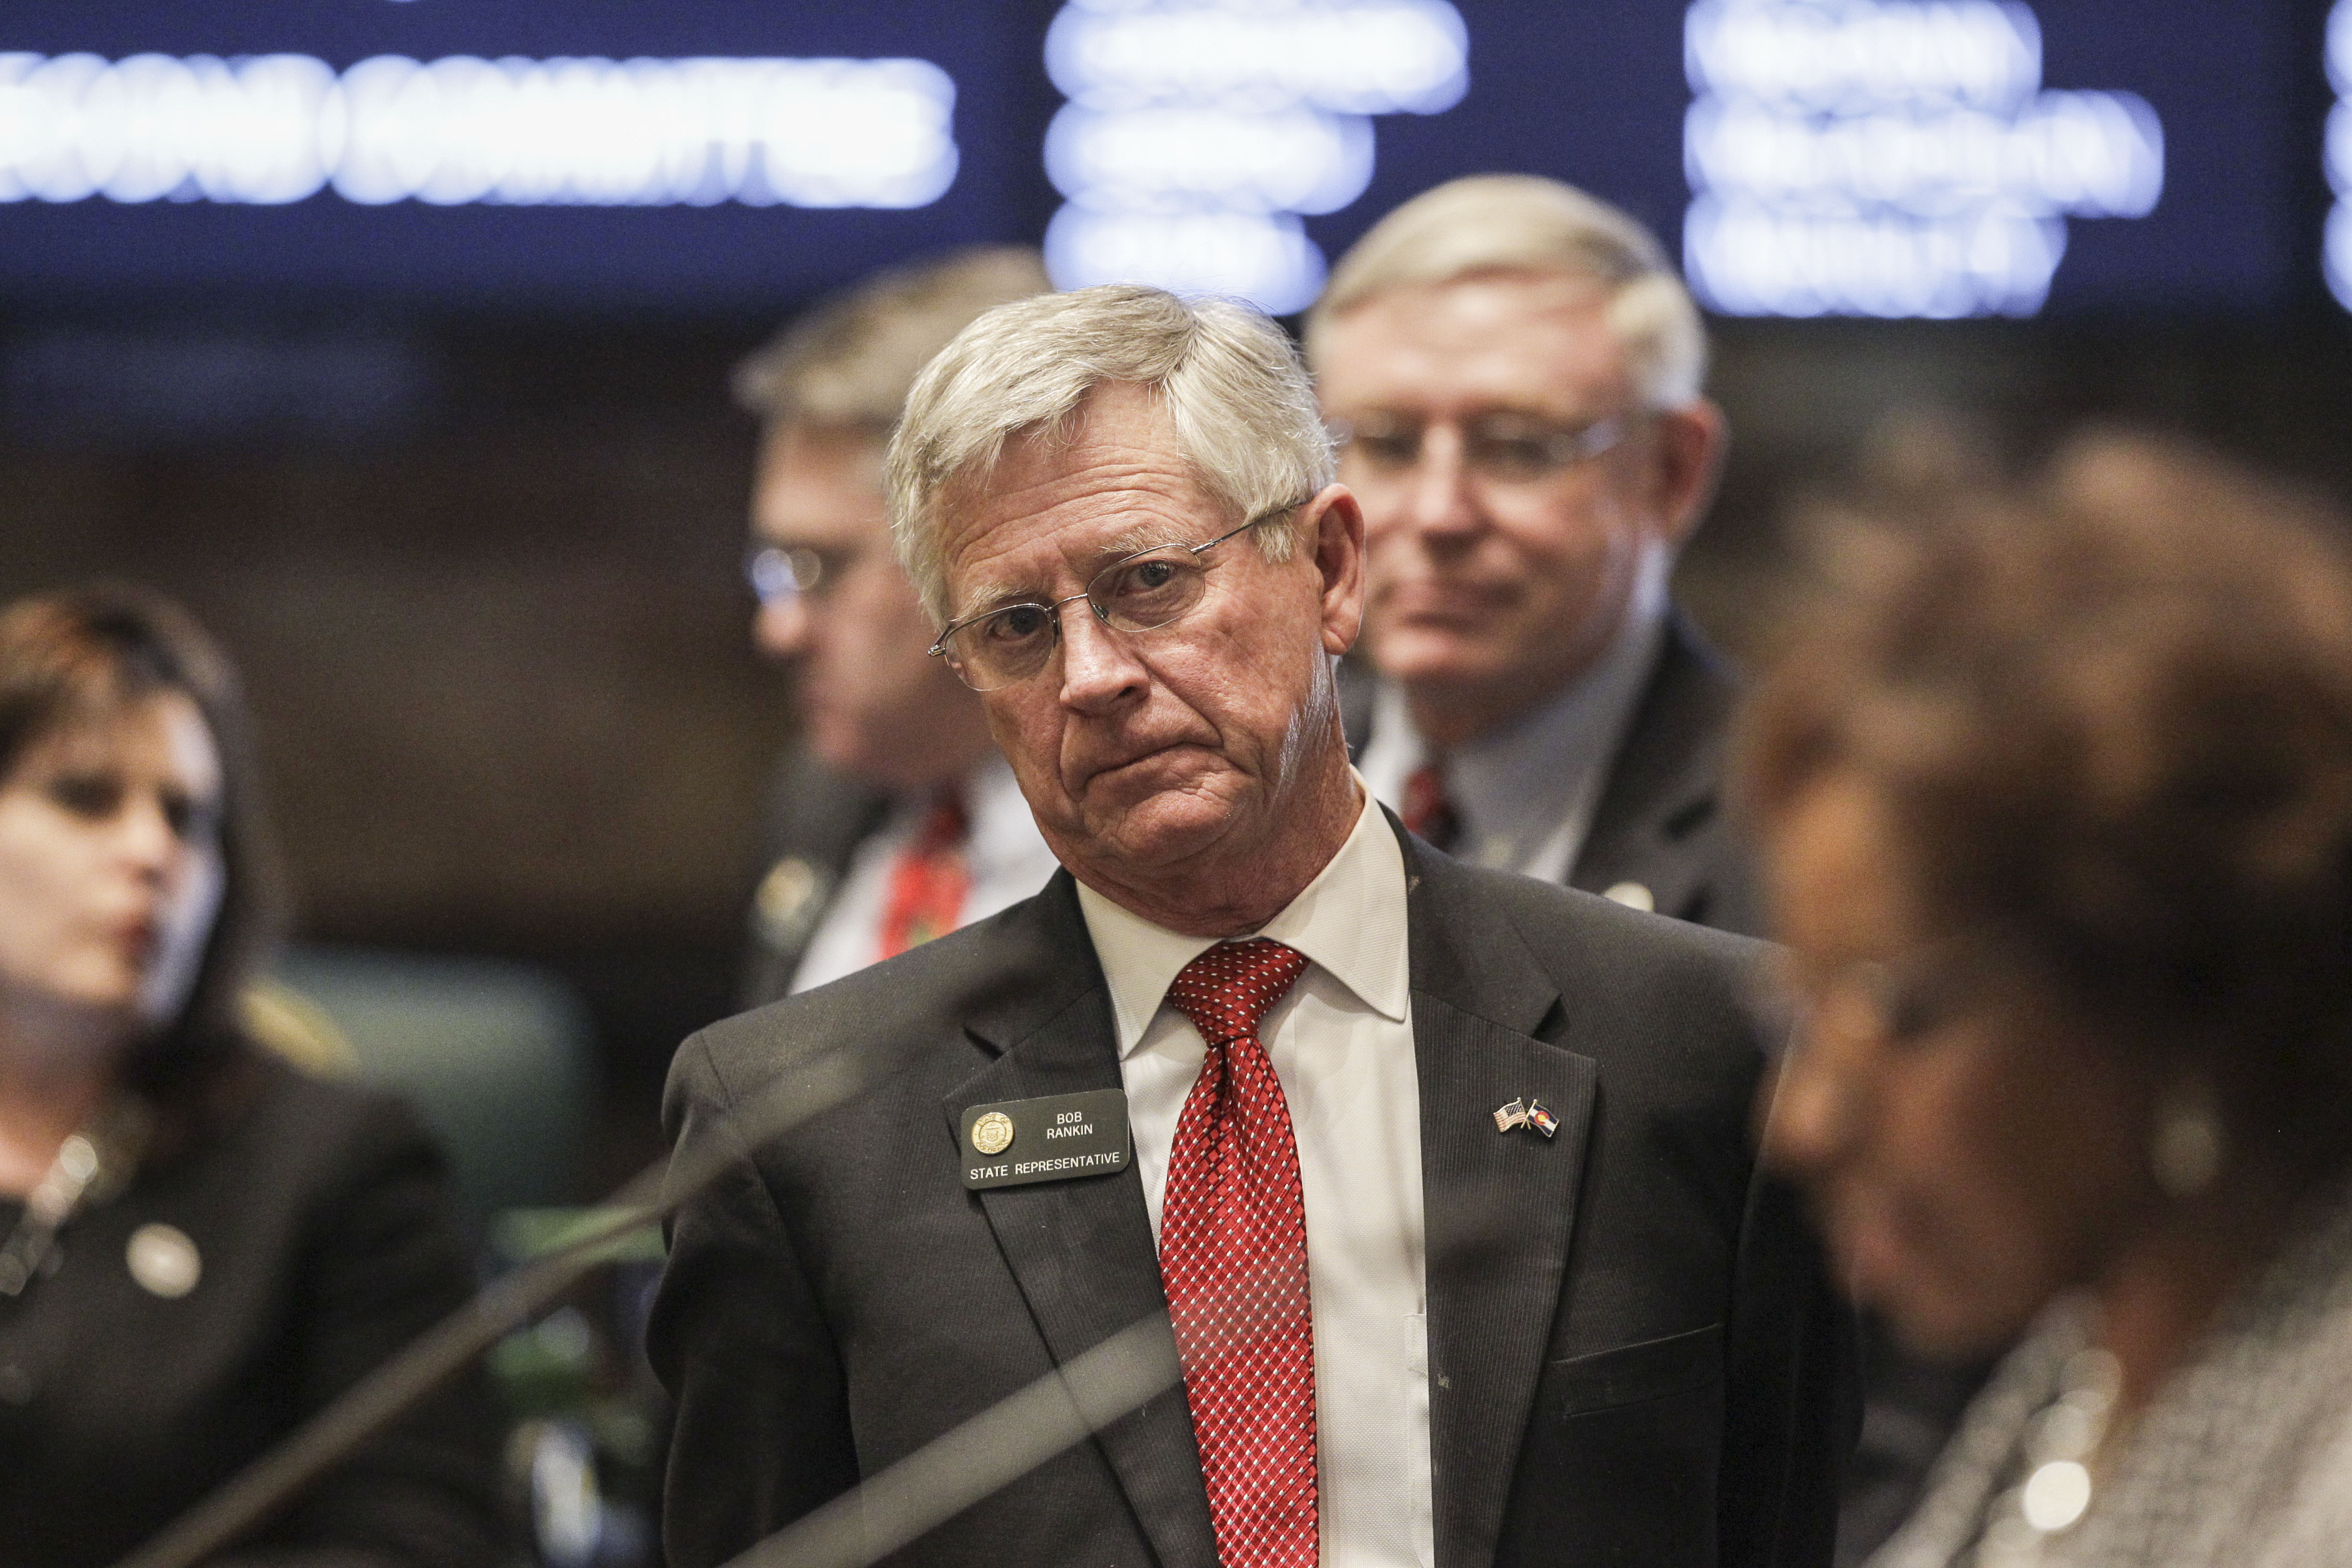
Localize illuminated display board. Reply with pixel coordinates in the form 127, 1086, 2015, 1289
0, 1, 2316, 318
1041, 0, 1470, 313
2330, 0, 2352, 309
1682, 0, 2165, 318
0, 0, 1041, 309
1322, 0, 2301, 318
0, 53, 960, 210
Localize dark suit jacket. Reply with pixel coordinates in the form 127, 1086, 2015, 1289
652, 816, 1851, 1568
1342, 613, 1762, 938
0, 1050, 503, 1568
1569, 616, 1759, 936
739, 743, 892, 1009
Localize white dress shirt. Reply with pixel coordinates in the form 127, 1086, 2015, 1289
790, 752, 1060, 993
1359, 540, 1669, 882
1077, 786, 1433, 1568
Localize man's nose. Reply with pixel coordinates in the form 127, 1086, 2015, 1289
756, 593, 812, 661
1398, 425, 1484, 543
1056, 604, 1150, 713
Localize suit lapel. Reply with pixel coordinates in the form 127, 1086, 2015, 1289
941, 875, 1218, 1568
1404, 828, 1599, 1568
1571, 616, 1736, 911
741, 745, 891, 1007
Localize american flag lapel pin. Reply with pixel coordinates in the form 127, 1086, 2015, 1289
1492, 1098, 1528, 1132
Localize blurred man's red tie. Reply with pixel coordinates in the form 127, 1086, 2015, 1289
876, 785, 970, 958
1402, 760, 1460, 853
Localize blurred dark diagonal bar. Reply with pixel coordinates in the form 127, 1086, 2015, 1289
720, 1316, 1185, 1568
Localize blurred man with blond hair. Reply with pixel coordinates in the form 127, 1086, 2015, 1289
1309, 175, 1752, 932
734, 247, 1060, 1002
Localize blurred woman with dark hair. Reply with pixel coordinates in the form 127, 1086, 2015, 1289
0, 585, 500, 1566
1740, 436, 2352, 1568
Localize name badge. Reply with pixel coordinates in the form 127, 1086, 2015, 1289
960, 1089, 1132, 1190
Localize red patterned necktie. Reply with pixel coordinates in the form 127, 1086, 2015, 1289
1159, 938, 1318, 1568
875, 785, 970, 959
1402, 760, 1460, 853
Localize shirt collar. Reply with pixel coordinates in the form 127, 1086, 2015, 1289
1076, 778, 1411, 1057
961, 751, 1042, 876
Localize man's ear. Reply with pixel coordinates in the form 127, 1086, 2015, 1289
1305, 484, 1367, 656
1649, 398, 1728, 548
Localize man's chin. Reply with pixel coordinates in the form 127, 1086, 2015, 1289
1079, 742, 1211, 798
1370, 635, 1516, 699
1373, 620, 1515, 677
806, 712, 867, 771
812, 714, 923, 791
1075, 755, 1249, 866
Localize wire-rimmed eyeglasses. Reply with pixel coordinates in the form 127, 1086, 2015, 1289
928, 499, 1309, 692
1328, 410, 1628, 484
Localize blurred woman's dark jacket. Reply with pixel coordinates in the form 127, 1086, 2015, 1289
0, 1047, 503, 1568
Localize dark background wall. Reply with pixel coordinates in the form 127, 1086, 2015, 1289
0, 318, 790, 1176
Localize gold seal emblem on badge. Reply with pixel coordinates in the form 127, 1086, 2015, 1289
970, 1111, 1015, 1156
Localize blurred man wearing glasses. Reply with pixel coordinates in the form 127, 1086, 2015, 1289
1309, 176, 1753, 933
1312, 179, 1969, 1563
734, 248, 1059, 1002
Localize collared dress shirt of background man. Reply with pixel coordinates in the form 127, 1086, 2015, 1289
1308, 175, 1750, 935
650, 283, 1852, 1568
732, 247, 1063, 1004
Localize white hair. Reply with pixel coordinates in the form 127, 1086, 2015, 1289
886, 284, 1333, 624
733, 245, 1051, 436
1305, 174, 1708, 411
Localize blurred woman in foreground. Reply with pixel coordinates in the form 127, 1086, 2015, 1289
0, 586, 499, 1566
1741, 437, 2352, 1568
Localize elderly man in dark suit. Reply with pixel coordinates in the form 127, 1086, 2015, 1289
649, 284, 1850, 1568
1310, 176, 1751, 935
